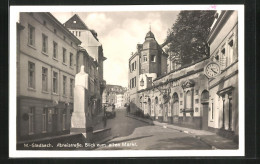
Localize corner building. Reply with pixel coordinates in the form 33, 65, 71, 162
207, 11, 238, 142
17, 12, 81, 141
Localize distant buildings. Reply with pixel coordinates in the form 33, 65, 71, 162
17, 12, 107, 142
102, 84, 127, 108
17, 12, 81, 141
128, 11, 239, 141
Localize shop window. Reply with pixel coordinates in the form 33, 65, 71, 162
28, 107, 35, 135
70, 78, 74, 97
62, 109, 66, 130
42, 108, 47, 133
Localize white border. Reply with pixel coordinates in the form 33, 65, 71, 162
9, 5, 245, 158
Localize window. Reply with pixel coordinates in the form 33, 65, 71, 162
228, 40, 234, 66
63, 76, 67, 95
70, 79, 74, 97
195, 90, 199, 95
42, 34, 48, 53
211, 101, 214, 119
79, 31, 81, 37
28, 62, 35, 89
134, 61, 136, 69
228, 94, 233, 130
28, 24, 35, 46
195, 99, 199, 104
42, 67, 48, 92
43, 20, 46, 26
220, 48, 226, 69
143, 55, 147, 62
53, 41, 58, 59
70, 53, 73, 67
130, 79, 131, 89
180, 93, 183, 98
42, 108, 47, 132
62, 109, 66, 130
76, 31, 78, 36
53, 71, 58, 94
54, 29, 57, 34
151, 55, 156, 62
180, 101, 183, 105
132, 62, 134, 71
28, 107, 35, 134
134, 77, 136, 87
48, 109, 52, 124
62, 48, 66, 63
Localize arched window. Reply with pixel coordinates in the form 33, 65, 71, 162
155, 97, 158, 104
201, 90, 209, 103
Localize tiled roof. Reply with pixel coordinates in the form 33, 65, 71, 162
64, 14, 89, 30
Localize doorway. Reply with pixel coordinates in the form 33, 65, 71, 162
201, 90, 209, 130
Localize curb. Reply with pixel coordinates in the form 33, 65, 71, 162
126, 114, 154, 125
154, 123, 219, 150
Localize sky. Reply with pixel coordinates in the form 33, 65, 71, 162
52, 11, 179, 87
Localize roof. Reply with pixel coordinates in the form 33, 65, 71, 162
43, 13, 81, 45
145, 31, 155, 39
64, 14, 89, 30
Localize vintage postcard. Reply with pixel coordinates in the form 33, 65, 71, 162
9, 5, 244, 157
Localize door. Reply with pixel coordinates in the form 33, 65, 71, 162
52, 108, 58, 133
202, 103, 209, 130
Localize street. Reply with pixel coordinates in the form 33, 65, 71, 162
94, 108, 149, 138
94, 108, 212, 150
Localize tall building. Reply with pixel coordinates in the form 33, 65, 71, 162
17, 12, 81, 141
128, 30, 168, 113
207, 11, 238, 141
64, 14, 107, 115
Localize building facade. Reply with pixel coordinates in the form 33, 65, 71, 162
207, 11, 238, 141
102, 84, 127, 107
128, 30, 168, 114
64, 14, 107, 116
128, 11, 239, 141
17, 12, 81, 141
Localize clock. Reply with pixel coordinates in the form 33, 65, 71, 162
204, 62, 221, 78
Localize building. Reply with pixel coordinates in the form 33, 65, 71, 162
64, 14, 107, 115
115, 94, 124, 108
207, 11, 238, 142
17, 12, 81, 141
102, 84, 127, 107
128, 30, 168, 114
128, 11, 239, 141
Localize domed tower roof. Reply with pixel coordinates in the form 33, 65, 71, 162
145, 31, 155, 40
143, 30, 157, 50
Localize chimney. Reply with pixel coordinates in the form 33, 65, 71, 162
137, 44, 142, 52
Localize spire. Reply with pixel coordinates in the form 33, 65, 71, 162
149, 22, 151, 31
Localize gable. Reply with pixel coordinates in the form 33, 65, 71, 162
64, 14, 89, 30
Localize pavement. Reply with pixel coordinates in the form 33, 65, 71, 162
153, 121, 238, 150
96, 116, 238, 150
